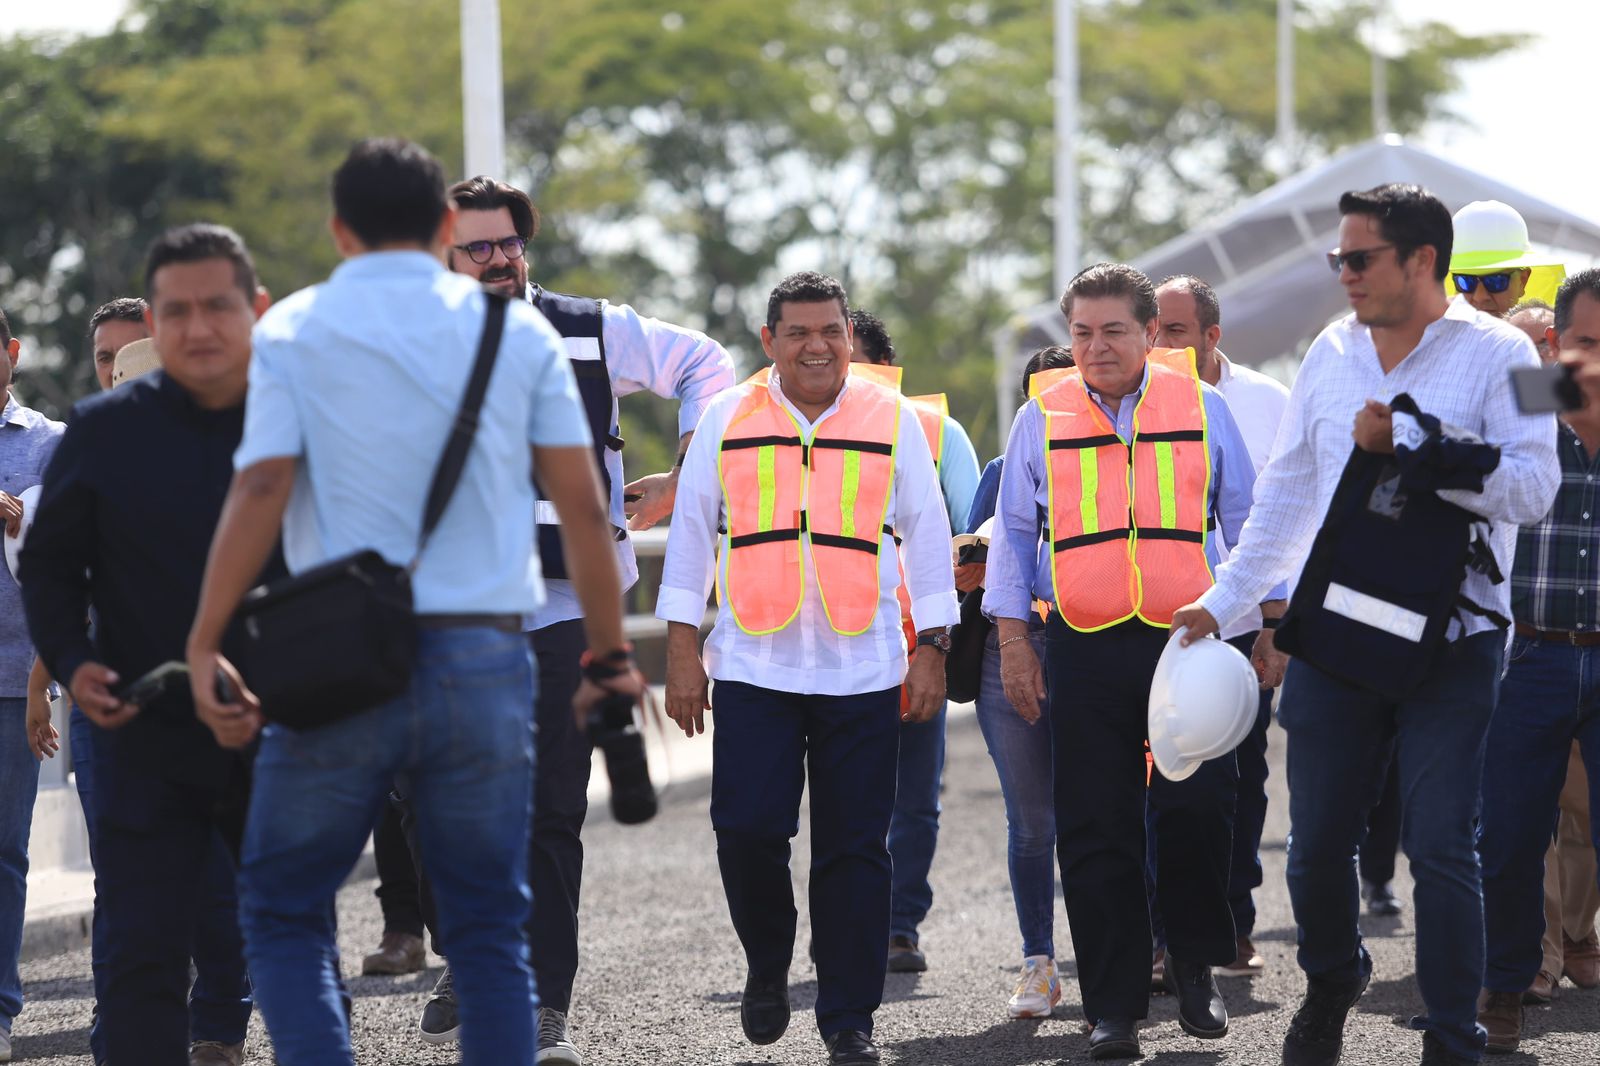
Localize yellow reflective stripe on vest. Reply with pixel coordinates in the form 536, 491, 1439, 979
839, 450, 861, 540
757, 445, 776, 532
1155, 441, 1176, 529
1078, 449, 1099, 535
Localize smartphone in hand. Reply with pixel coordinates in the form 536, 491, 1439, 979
113, 661, 189, 708
1511, 363, 1582, 414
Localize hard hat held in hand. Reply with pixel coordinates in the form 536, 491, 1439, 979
1147, 626, 1258, 783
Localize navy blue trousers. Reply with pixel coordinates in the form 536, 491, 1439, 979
710, 680, 900, 1040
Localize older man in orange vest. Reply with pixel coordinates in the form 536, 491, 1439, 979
986, 263, 1282, 1060
659, 271, 957, 1066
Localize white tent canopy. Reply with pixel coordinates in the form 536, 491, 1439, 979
995, 135, 1600, 437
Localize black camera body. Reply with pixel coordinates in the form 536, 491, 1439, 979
586, 692, 657, 824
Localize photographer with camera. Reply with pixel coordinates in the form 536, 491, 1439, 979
1477, 268, 1600, 1052
184, 139, 639, 1066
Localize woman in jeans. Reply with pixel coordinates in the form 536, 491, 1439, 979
961, 346, 1072, 1018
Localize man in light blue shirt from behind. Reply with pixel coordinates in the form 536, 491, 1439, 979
185, 139, 642, 1066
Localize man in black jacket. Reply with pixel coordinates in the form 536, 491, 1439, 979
21, 223, 274, 1066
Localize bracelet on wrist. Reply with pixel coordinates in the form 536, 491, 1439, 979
1260, 616, 1282, 630
997, 634, 1030, 649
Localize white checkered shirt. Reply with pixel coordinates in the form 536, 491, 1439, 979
1199, 298, 1561, 638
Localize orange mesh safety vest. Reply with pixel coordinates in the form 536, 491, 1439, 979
1035, 352, 1213, 632
718, 369, 903, 636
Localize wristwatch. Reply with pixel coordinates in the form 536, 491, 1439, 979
915, 629, 953, 654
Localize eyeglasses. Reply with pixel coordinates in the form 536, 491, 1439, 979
453, 236, 527, 265
1326, 245, 1396, 274
1452, 272, 1514, 295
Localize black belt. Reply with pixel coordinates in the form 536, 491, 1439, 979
417, 613, 523, 633
1514, 621, 1600, 647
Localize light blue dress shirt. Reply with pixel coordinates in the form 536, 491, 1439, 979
0, 396, 64, 695
985, 363, 1285, 622
239, 252, 591, 614
936, 414, 981, 535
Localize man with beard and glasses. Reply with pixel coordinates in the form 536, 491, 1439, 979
384, 176, 733, 1063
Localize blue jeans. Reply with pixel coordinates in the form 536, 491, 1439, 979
239, 628, 537, 1066
888, 700, 946, 943
1480, 636, 1600, 992
973, 625, 1055, 959
74, 707, 251, 1063
710, 680, 900, 1039
1279, 631, 1502, 1063
0, 698, 39, 1033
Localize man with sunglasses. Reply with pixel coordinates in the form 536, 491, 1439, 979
1172, 183, 1560, 1066
1447, 200, 1566, 320
402, 176, 733, 1062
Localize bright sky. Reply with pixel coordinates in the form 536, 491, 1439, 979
4, 0, 1595, 220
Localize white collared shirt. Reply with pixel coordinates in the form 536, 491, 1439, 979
1212, 351, 1291, 638
1199, 299, 1560, 638
657, 371, 959, 695
531, 297, 736, 630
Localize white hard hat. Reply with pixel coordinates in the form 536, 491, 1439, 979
1148, 627, 1258, 782
112, 338, 161, 387
3, 484, 42, 585
1448, 200, 1566, 305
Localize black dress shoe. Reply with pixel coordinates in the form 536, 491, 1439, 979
1088, 1017, 1141, 1060
825, 1029, 881, 1064
1282, 969, 1370, 1066
1163, 954, 1229, 1038
741, 971, 790, 1046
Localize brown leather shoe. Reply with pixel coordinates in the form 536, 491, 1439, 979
361, 931, 425, 975
1217, 935, 1265, 977
1476, 989, 1522, 1054
189, 1041, 245, 1066
1523, 970, 1558, 1005
1150, 947, 1167, 994
1562, 932, 1600, 989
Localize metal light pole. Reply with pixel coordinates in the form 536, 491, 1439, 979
1370, 0, 1391, 137
1053, 0, 1080, 300
460, 0, 506, 179
1277, 0, 1296, 158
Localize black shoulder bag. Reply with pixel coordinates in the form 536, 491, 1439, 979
235, 294, 509, 731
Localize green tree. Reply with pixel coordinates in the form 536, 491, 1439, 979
3, 0, 1519, 469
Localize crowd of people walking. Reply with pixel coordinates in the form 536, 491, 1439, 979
0, 135, 1597, 1066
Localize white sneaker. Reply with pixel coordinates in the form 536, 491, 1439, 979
537, 1006, 582, 1064
0, 1026, 11, 1062
1007, 954, 1061, 1019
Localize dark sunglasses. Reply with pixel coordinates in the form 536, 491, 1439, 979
1452, 272, 1514, 295
453, 236, 527, 265
1326, 244, 1395, 274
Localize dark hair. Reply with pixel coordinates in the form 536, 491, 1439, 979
332, 137, 448, 247
449, 175, 541, 241
1337, 183, 1453, 282
0, 308, 10, 347
1510, 298, 1552, 315
1021, 344, 1074, 399
143, 223, 259, 300
1061, 262, 1158, 326
1157, 274, 1221, 332
1554, 268, 1600, 336
849, 309, 894, 364
88, 297, 147, 340
766, 271, 849, 332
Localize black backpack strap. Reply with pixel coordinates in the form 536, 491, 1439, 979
409, 293, 508, 570
1457, 594, 1511, 631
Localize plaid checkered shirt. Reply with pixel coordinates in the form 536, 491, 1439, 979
1511, 423, 1600, 632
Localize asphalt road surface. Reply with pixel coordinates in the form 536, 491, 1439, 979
13, 714, 1600, 1064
